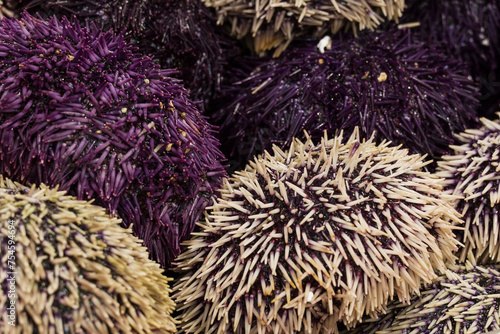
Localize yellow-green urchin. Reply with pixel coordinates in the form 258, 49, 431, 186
437, 114, 500, 265
173, 130, 462, 333
0, 176, 177, 333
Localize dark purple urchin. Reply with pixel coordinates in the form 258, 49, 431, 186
342, 263, 500, 334
18, 0, 240, 112
173, 130, 462, 333
0, 13, 227, 268
437, 115, 500, 265
401, 0, 500, 118
18, 0, 149, 34
141, 0, 241, 112
214, 27, 479, 171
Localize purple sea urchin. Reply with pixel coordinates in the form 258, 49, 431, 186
143, 0, 240, 111
0, 176, 177, 333
20, 0, 149, 33
203, 0, 405, 55
0, 13, 226, 268
20, 0, 240, 112
437, 115, 500, 264
344, 263, 500, 333
215, 28, 479, 170
403, 0, 500, 80
402, 0, 500, 118
173, 130, 461, 332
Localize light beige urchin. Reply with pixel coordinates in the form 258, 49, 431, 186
0, 176, 177, 333
173, 129, 462, 333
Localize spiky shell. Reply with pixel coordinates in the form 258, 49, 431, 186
343, 262, 500, 333
202, 0, 405, 55
437, 115, 500, 264
19, 0, 239, 112
402, 0, 500, 118
173, 129, 462, 333
214, 28, 479, 170
0, 13, 226, 268
0, 176, 177, 333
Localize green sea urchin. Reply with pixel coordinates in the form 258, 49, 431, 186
437, 115, 500, 264
174, 130, 461, 333
0, 176, 177, 333
203, 0, 405, 55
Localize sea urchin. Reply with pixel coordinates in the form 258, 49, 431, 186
174, 130, 461, 333
438, 114, 500, 264
203, 0, 405, 55
0, 176, 177, 333
0, 13, 227, 268
215, 28, 479, 170
345, 262, 500, 333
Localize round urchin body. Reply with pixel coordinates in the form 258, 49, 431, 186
402, 0, 500, 118
19, 0, 240, 112
215, 28, 479, 170
202, 0, 405, 55
345, 263, 500, 333
0, 13, 226, 268
173, 130, 462, 333
437, 115, 500, 264
403, 0, 499, 80
0, 176, 176, 333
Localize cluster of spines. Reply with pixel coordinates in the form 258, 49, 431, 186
0, 176, 177, 333
345, 262, 500, 333
202, 0, 405, 55
215, 27, 479, 170
437, 115, 500, 264
0, 13, 226, 267
174, 129, 461, 333
19, 0, 239, 112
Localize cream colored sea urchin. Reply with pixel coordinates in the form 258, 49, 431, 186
174, 130, 462, 333
0, 177, 177, 333
202, 0, 406, 55
438, 114, 500, 264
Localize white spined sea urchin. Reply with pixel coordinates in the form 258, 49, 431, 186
0, 176, 177, 333
174, 130, 462, 333
345, 262, 500, 333
438, 114, 500, 264
202, 0, 405, 55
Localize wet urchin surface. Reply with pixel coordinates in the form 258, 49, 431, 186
342, 262, 500, 334
0, 13, 227, 268
173, 130, 462, 333
402, 0, 500, 117
202, 0, 405, 56
214, 28, 479, 171
0, 176, 177, 333
17, 0, 240, 112
437, 115, 500, 265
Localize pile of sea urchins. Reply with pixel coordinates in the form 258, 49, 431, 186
1, 0, 500, 333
